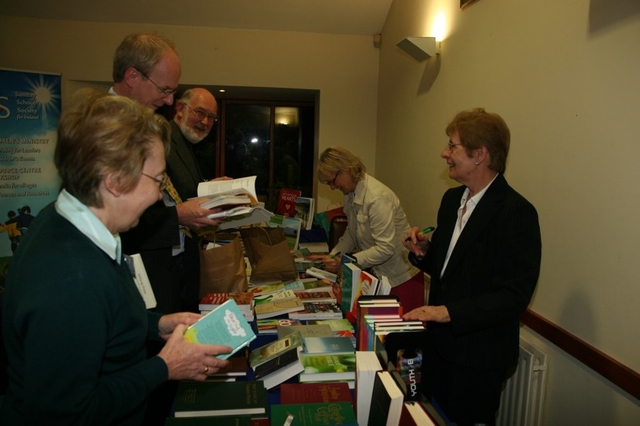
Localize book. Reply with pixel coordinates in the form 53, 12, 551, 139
254, 296, 305, 319
399, 401, 441, 426
287, 278, 334, 293
124, 253, 156, 309
199, 193, 253, 210
295, 290, 336, 304
249, 330, 304, 368
198, 292, 254, 320
206, 205, 256, 220
197, 175, 258, 203
355, 351, 383, 426
288, 302, 343, 320
367, 371, 404, 426
359, 269, 379, 298
183, 299, 256, 360
304, 267, 337, 283
277, 323, 334, 340
280, 382, 353, 404
268, 214, 303, 251
294, 196, 315, 230
270, 401, 357, 426
207, 355, 248, 380
303, 336, 355, 355
247, 281, 286, 296
306, 318, 356, 346
276, 188, 301, 217
164, 416, 259, 425
173, 380, 268, 418
253, 289, 297, 306
340, 262, 361, 314
299, 353, 357, 383
252, 345, 304, 390
217, 206, 275, 231
298, 241, 329, 254
377, 275, 392, 296
256, 318, 303, 334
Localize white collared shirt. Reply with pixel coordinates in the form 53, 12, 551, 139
441, 173, 499, 276
55, 189, 122, 264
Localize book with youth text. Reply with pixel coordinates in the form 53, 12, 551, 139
173, 380, 268, 418
183, 299, 256, 359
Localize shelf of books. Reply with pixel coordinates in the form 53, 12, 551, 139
166, 263, 447, 425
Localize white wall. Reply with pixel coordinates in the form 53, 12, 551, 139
377, 0, 640, 424
0, 16, 380, 215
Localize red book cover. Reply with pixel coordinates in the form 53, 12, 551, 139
276, 188, 301, 217
280, 382, 353, 404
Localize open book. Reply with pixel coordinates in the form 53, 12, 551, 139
196, 176, 258, 219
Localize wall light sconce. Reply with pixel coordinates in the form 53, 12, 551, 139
396, 36, 440, 61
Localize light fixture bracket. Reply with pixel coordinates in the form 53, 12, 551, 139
396, 36, 439, 61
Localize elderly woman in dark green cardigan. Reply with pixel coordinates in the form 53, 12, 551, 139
1, 90, 232, 425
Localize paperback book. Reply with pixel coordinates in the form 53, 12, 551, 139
288, 302, 343, 320
276, 188, 301, 217
299, 352, 357, 384
256, 318, 303, 334
183, 299, 256, 359
252, 345, 304, 390
249, 330, 304, 368
367, 371, 404, 426
254, 296, 305, 319
355, 351, 383, 426
277, 323, 333, 340
294, 196, 315, 230
268, 214, 303, 251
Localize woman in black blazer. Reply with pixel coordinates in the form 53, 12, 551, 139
404, 108, 542, 426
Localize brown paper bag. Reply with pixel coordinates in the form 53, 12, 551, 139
199, 232, 248, 298
239, 226, 297, 283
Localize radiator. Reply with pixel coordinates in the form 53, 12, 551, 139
496, 338, 548, 426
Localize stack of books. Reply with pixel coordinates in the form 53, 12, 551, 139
248, 331, 305, 390
298, 335, 357, 389
253, 289, 305, 319
198, 291, 255, 321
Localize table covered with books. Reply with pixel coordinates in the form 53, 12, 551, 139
167, 255, 448, 426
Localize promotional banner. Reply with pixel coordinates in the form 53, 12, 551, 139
0, 68, 61, 258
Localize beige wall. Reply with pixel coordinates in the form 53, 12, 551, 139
378, 0, 640, 424
0, 16, 380, 210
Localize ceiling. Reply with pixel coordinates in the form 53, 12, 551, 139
0, 0, 393, 36
1, 0, 393, 102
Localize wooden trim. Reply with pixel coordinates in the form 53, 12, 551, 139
521, 309, 640, 400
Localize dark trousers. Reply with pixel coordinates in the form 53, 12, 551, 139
424, 350, 509, 426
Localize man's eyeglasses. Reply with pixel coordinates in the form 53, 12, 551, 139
325, 169, 340, 186
447, 142, 462, 152
184, 103, 218, 123
142, 173, 169, 191
136, 69, 178, 97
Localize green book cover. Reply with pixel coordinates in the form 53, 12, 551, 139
299, 353, 357, 382
184, 299, 256, 360
270, 402, 357, 426
173, 381, 268, 418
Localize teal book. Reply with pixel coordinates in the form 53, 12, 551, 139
270, 402, 357, 426
184, 299, 256, 360
173, 381, 268, 418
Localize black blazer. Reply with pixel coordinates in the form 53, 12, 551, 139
166, 121, 204, 200
414, 174, 541, 369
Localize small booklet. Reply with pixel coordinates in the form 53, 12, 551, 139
184, 299, 256, 359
